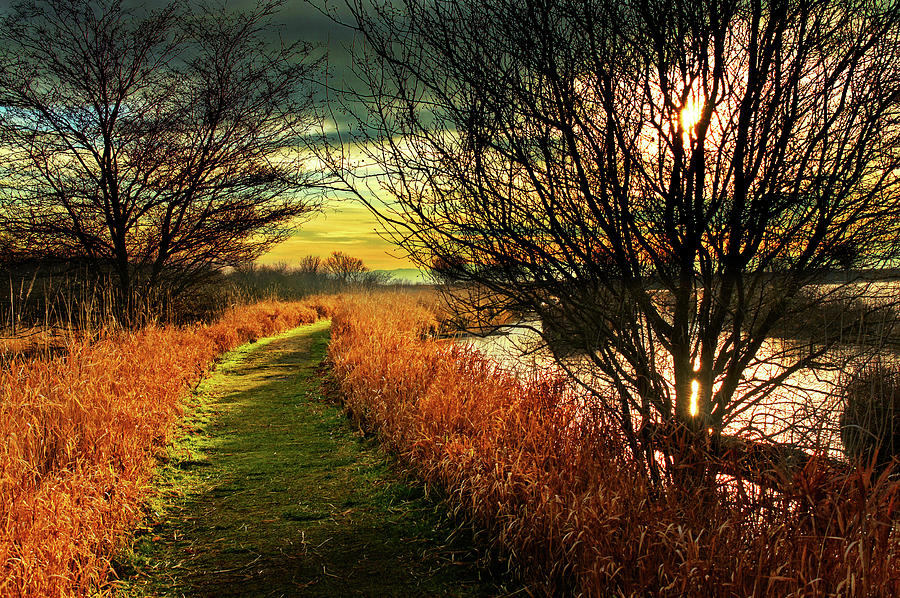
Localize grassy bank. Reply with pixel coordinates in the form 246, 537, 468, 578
115, 322, 508, 596
0, 298, 338, 597
328, 292, 900, 596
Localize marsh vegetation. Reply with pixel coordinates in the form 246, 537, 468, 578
6, 0, 900, 594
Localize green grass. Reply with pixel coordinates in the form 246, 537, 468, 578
111, 322, 512, 597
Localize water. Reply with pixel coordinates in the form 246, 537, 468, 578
461, 318, 882, 458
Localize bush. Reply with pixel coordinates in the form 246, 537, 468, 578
840, 360, 900, 468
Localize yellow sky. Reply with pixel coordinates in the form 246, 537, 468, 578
259, 200, 416, 270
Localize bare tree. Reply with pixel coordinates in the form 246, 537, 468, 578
322, 250, 369, 283
0, 0, 324, 322
327, 0, 900, 484
297, 254, 323, 274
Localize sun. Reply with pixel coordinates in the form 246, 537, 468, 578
680, 98, 704, 131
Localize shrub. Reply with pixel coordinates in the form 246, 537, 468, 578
840, 360, 900, 468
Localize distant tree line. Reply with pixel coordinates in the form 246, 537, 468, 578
228, 251, 394, 302
0, 249, 391, 328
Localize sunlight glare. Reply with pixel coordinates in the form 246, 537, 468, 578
689, 379, 700, 417
680, 98, 704, 131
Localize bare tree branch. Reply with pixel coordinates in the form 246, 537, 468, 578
0, 0, 327, 323
323, 0, 900, 485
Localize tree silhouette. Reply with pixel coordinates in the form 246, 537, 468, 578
322, 251, 369, 284
329, 0, 900, 485
0, 0, 324, 322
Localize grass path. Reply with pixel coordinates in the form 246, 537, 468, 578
113, 322, 507, 597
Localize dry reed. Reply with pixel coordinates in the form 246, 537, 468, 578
328, 292, 900, 597
0, 296, 339, 597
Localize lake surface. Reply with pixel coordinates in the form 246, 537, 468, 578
461, 321, 871, 458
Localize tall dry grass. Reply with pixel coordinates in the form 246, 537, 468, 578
0, 296, 339, 597
328, 292, 900, 597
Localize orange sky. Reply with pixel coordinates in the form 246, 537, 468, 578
259, 200, 416, 271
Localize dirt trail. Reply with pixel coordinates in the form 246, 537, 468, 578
114, 322, 507, 597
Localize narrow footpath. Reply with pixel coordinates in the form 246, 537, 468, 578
114, 322, 507, 597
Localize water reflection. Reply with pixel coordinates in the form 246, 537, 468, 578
462, 321, 872, 459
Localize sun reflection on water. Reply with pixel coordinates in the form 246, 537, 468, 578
689, 379, 700, 417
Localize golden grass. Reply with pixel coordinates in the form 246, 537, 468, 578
0, 296, 340, 597
329, 292, 900, 597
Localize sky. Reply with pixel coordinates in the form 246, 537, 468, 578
262, 201, 413, 270
242, 1, 416, 271
0, 0, 412, 270
244, 0, 416, 271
